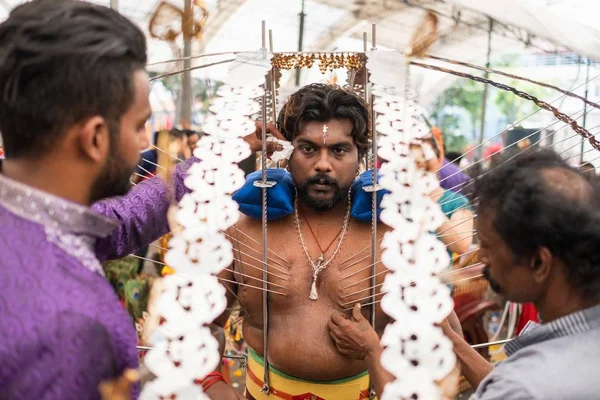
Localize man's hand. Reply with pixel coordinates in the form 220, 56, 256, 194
244, 121, 287, 155
98, 369, 139, 400
328, 303, 381, 360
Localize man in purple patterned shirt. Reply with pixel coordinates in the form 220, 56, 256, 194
0, 1, 193, 398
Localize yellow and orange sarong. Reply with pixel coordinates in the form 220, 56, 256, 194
245, 348, 375, 400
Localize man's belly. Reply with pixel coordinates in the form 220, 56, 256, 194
242, 302, 369, 381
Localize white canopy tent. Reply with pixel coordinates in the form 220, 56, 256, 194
1, 0, 599, 105
445, 0, 600, 62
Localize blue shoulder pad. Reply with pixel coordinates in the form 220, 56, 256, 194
232, 169, 390, 222
232, 169, 294, 220
350, 171, 390, 222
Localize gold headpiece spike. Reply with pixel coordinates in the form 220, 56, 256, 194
405, 11, 439, 58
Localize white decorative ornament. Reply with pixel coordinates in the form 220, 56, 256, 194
140, 50, 272, 398
368, 50, 456, 399
267, 137, 294, 163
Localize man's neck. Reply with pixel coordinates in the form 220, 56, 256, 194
535, 288, 598, 323
1, 159, 91, 205
298, 196, 349, 222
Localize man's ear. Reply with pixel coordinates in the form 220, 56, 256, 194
77, 116, 110, 162
531, 246, 553, 284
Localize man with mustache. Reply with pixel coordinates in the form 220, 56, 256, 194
326, 149, 600, 399
207, 84, 390, 399
204, 84, 460, 399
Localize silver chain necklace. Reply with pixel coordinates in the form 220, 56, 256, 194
294, 187, 352, 300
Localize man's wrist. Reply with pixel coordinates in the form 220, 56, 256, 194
365, 342, 383, 363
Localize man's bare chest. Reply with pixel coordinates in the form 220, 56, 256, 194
227, 219, 389, 313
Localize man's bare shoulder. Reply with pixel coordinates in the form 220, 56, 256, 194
235, 212, 259, 229
230, 213, 291, 236
348, 217, 392, 234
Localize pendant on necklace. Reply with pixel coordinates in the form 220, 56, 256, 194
309, 254, 325, 301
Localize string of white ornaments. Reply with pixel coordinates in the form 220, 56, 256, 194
140, 51, 273, 399
368, 50, 457, 400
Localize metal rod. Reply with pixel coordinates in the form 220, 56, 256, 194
226, 268, 287, 290
223, 232, 291, 273
220, 276, 285, 296
362, 32, 369, 103
368, 25, 378, 349
260, 21, 271, 395
371, 23, 377, 50
342, 269, 388, 291
343, 290, 385, 307
150, 144, 184, 162
180, 0, 193, 129
232, 258, 289, 281
140, 157, 166, 170
269, 29, 278, 125
362, 31, 370, 169
581, 57, 591, 164
340, 259, 383, 282
369, 91, 378, 331
149, 58, 236, 81
367, 22, 380, 395
339, 253, 372, 273
147, 51, 236, 67
342, 283, 384, 299
232, 226, 291, 266
136, 164, 156, 178
137, 346, 250, 360
470, 339, 512, 349
476, 18, 493, 160
439, 113, 585, 197
435, 72, 600, 174
295, 0, 306, 86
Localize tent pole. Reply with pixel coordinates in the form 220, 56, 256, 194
580, 57, 591, 164
181, 0, 193, 129
477, 18, 493, 160
295, 0, 306, 86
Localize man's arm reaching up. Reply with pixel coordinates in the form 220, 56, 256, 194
93, 158, 194, 261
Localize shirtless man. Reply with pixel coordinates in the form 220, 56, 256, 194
201, 84, 389, 399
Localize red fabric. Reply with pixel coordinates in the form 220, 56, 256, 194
195, 371, 225, 392
483, 144, 503, 159
516, 303, 539, 335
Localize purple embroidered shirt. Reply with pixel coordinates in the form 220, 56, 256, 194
0, 160, 191, 400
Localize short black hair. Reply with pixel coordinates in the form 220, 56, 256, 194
446, 152, 463, 164
169, 129, 185, 140
0, 0, 147, 158
474, 148, 600, 300
277, 84, 370, 158
183, 129, 201, 138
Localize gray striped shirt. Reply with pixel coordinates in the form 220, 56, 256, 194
471, 304, 600, 399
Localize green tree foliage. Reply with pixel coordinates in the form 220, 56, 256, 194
430, 78, 484, 153
493, 80, 549, 125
